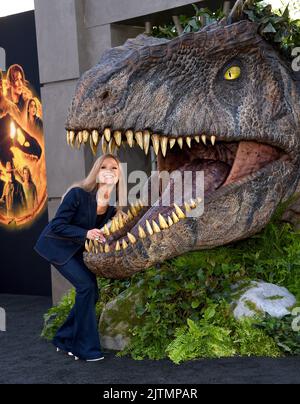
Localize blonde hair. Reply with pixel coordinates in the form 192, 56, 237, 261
62, 154, 127, 210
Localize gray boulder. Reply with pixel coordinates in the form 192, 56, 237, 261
232, 281, 296, 319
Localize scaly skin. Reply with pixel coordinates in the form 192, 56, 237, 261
65, 1, 300, 279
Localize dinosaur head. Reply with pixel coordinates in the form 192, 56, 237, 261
66, 1, 300, 278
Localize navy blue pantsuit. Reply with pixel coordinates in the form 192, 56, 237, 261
34, 186, 116, 360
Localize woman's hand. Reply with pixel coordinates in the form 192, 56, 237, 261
86, 229, 106, 243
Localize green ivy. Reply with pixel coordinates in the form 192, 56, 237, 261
151, 1, 300, 61
166, 301, 282, 364
41, 203, 300, 362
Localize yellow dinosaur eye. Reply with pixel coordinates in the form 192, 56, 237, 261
224, 66, 241, 80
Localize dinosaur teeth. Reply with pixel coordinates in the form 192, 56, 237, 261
127, 232, 136, 244
146, 220, 154, 235
143, 130, 150, 155
152, 135, 160, 156
103, 128, 111, 142
67, 128, 217, 157
125, 130, 134, 147
114, 131, 122, 146
135, 131, 144, 150
160, 136, 168, 157
152, 220, 161, 233
115, 241, 121, 251
174, 203, 186, 219
158, 214, 168, 229
138, 225, 147, 238
177, 137, 183, 149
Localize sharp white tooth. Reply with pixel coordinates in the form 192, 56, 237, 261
92, 130, 99, 146
172, 211, 180, 223
190, 199, 197, 209
158, 214, 168, 229
161, 136, 168, 157
127, 210, 134, 221
108, 139, 116, 153
115, 241, 121, 251
85, 240, 90, 252
130, 204, 138, 217
152, 135, 160, 156
186, 136, 192, 148
169, 138, 176, 149
167, 216, 173, 226
104, 243, 110, 253
152, 220, 161, 233
99, 245, 104, 253
201, 135, 207, 145
143, 130, 150, 155
118, 214, 124, 228
122, 239, 128, 249
78, 131, 84, 144
127, 232, 137, 244
138, 226, 147, 239
114, 131, 122, 146
174, 203, 186, 219
89, 135, 97, 156
69, 131, 75, 147
83, 130, 89, 143
101, 137, 108, 154
146, 220, 154, 235
104, 128, 111, 142
66, 131, 70, 145
103, 224, 110, 236
194, 135, 200, 143
125, 130, 134, 147
135, 131, 144, 150
89, 240, 93, 251
211, 135, 216, 146
177, 137, 183, 149
110, 218, 118, 233
184, 202, 191, 212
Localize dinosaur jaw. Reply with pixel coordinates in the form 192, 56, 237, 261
65, 128, 293, 278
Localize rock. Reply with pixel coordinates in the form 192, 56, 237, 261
232, 281, 296, 319
99, 286, 144, 351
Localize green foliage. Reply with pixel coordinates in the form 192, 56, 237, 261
244, 0, 300, 60
254, 314, 300, 355
166, 302, 281, 364
151, 1, 300, 61
151, 4, 225, 38
41, 288, 76, 341
41, 205, 300, 362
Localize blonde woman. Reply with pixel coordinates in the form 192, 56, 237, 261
34, 154, 127, 362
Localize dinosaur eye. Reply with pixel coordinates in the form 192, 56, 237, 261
224, 66, 241, 81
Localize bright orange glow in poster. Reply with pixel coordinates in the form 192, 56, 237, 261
0, 64, 47, 229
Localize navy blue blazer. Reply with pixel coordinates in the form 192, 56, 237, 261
34, 187, 116, 266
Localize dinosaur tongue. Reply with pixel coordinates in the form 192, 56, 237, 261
224, 141, 281, 185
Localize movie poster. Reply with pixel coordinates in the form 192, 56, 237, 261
0, 64, 47, 228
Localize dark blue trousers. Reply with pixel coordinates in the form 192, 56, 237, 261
52, 249, 102, 360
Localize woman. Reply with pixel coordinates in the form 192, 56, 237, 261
34, 154, 127, 362
27, 98, 43, 132
18, 166, 38, 212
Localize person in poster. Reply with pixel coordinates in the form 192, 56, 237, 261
0, 65, 47, 227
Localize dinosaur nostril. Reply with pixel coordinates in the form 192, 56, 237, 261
100, 90, 110, 101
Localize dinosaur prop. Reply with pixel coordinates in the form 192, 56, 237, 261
65, 0, 300, 279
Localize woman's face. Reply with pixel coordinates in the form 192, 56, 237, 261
23, 169, 30, 182
12, 71, 23, 95
97, 157, 119, 185
29, 101, 37, 117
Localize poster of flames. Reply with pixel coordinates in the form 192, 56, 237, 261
0, 64, 47, 228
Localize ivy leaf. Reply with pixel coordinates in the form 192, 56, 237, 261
262, 22, 277, 34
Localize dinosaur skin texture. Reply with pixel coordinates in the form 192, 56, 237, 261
65, 5, 300, 279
